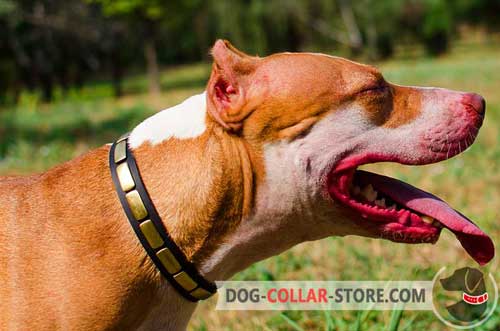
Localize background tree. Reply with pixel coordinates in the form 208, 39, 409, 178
0, 0, 133, 102
89, 0, 202, 96
1, 0, 499, 104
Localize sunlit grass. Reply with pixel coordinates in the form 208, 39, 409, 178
0, 43, 499, 331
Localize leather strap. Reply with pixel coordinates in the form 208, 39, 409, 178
109, 135, 217, 302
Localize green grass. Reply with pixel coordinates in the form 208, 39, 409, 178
1, 43, 499, 331
0, 63, 211, 175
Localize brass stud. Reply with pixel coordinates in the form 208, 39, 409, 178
190, 287, 213, 300
125, 190, 148, 220
173, 271, 198, 292
114, 140, 127, 163
116, 162, 135, 192
156, 248, 181, 274
140, 220, 164, 249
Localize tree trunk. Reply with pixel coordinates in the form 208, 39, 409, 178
110, 46, 123, 98
40, 73, 53, 102
364, 5, 378, 61
338, 0, 363, 56
111, 62, 123, 98
144, 32, 160, 96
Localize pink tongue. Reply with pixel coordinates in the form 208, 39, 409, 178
356, 170, 495, 265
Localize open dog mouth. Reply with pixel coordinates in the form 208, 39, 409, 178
327, 161, 495, 266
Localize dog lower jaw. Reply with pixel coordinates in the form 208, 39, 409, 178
326, 161, 494, 265
327, 168, 441, 245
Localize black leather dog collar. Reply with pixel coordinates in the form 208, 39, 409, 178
109, 135, 217, 302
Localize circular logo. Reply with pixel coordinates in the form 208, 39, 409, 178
432, 266, 498, 329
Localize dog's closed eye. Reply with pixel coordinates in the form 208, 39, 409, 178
358, 84, 390, 96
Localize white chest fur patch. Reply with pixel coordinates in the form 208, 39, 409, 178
128, 92, 207, 148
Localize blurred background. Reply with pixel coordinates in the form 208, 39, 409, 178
0, 1, 499, 330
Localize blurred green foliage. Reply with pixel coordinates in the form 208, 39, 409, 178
88, 0, 167, 18
0, 0, 499, 104
0, 9, 499, 330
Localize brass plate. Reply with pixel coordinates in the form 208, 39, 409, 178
156, 248, 181, 274
114, 140, 127, 163
140, 220, 164, 249
190, 287, 213, 300
125, 190, 148, 220
173, 271, 198, 292
116, 162, 135, 192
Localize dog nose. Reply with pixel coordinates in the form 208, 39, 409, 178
463, 93, 486, 115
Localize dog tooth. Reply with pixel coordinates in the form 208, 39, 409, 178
421, 215, 434, 224
374, 198, 386, 208
362, 184, 377, 202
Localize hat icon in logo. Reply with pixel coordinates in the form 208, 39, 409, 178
439, 267, 488, 322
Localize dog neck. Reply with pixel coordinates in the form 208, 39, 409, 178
129, 94, 254, 263
126, 93, 257, 329
135, 283, 197, 331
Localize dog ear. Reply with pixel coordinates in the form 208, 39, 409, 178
206, 40, 260, 132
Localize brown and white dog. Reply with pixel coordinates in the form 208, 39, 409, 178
0, 40, 494, 330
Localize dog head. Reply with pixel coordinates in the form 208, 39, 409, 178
440, 267, 486, 294
202, 40, 493, 277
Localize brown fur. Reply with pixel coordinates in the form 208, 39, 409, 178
0, 148, 160, 330
0, 40, 433, 330
208, 45, 423, 144
132, 121, 256, 263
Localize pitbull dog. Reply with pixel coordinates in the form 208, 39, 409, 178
0, 40, 494, 330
